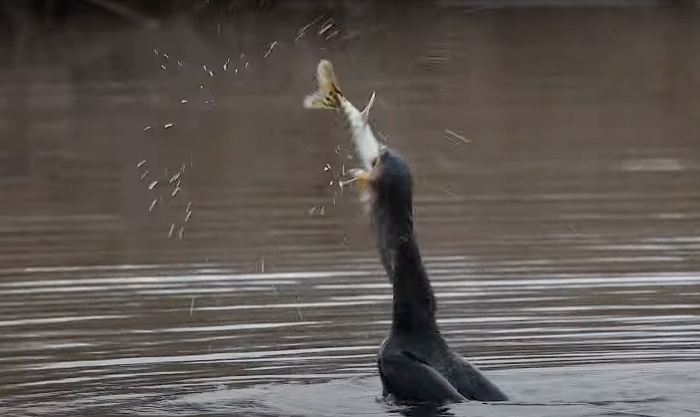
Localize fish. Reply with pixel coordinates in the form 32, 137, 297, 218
303, 59, 383, 171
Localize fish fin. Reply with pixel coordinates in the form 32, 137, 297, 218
302, 59, 343, 110
360, 91, 376, 123
302, 92, 330, 109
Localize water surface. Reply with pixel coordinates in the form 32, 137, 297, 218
0, 7, 699, 417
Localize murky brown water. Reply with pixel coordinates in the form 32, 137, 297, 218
0, 7, 699, 417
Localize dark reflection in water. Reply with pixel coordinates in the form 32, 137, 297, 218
0, 6, 699, 417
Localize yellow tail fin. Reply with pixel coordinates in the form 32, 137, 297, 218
303, 59, 343, 110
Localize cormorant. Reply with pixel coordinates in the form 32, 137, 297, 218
355, 148, 509, 406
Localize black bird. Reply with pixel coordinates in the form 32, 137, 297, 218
354, 147, 509, 406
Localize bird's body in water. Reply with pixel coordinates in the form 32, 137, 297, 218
303, 59, 509, 406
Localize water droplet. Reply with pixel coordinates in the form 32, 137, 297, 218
263, 42, 275, 58
319, 20, 333, 35
444, 129, 471, 146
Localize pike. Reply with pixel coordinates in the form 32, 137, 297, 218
303, 59, 383, 172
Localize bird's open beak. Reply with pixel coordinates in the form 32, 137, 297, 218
352, 156, 381, 191
353, 168, 372, 191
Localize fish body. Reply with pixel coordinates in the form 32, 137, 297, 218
303, 59, 382, 171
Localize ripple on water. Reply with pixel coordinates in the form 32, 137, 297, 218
1, 262, 699, 417
128, 362, 696, 417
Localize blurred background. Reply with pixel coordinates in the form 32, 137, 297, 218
0, 1, 699, 416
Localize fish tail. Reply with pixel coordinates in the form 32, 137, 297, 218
303, 59, 343, 110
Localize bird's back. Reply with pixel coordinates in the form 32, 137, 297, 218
442, 351, 509, 401
378, 332, 508, 403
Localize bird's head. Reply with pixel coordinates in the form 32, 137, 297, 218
353, 147, 414, 234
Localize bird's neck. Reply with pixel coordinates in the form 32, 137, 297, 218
380, 213, 439, 335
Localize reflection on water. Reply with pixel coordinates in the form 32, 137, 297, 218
1, 6, 699, 417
